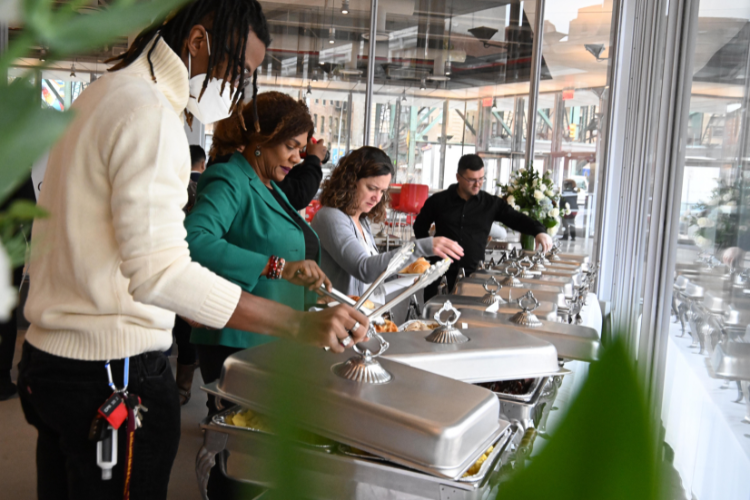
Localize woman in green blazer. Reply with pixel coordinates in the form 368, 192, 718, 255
185, 92, 358, 413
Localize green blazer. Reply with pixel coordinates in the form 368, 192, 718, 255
185, 152, 320, 349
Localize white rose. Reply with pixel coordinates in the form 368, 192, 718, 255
512, 204, 520, 211
550, 208, 560, 218
565, 202, 571, 210
519, 167, 526, 172
565, 208, 572, 216
545, 190, 553, 198
0, 244, 16, 322
549, 224, 559, 236
723, 193, 732, 202
705, 219, 715, 228
697, 217, 708, 228
507, 195, 515, 205
534, 190, 545, 201
707, 198, 718, 206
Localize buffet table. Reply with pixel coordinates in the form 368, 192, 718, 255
662, 323, 750, 500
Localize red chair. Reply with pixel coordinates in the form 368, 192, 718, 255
397, 184, 429, 215
393, 184, 429, 240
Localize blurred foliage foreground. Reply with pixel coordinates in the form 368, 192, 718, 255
260, 339, 665, 500
0, 0, 189, 318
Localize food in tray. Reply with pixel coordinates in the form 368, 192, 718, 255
477, 379, 536, 395
226, 408, 273, 433
348, 295, 375, 310
399, 257, 430, 274
402, 320, 439, 331
226, 408, 335, 446
375, 318, 398, 333
462, 445, 495, 477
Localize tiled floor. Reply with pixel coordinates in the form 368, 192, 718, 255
0, 331, 206, 500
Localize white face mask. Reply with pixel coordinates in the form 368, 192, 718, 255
185, 37, 237, 125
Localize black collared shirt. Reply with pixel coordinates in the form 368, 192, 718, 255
413, 184, 546, 272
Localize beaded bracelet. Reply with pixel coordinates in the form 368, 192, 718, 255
266, 256, 285, 280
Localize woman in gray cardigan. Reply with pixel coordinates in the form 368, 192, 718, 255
311, 147, 463, 296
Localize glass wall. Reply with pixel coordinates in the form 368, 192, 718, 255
661, 2, 750, 498
248, 1, 616, 231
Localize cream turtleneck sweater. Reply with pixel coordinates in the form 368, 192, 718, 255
24, 37, 242, 361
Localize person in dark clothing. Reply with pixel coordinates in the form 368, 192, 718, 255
208, 122, 325, 211
172, 145, 207, 405
0, 177, 36, 401
560, 179, 580, 241
184, 144, 206, 214
414, 155, 553, 299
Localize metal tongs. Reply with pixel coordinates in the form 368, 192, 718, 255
331, 259, 453, 384
315, 242, 416, 317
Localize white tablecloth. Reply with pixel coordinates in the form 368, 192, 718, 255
662, 324, 750, 500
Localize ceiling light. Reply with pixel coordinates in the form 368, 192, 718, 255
307, 83, 313, 96
328, 27, 336, 45
39, 48, 47, 62
341, 0, 349, 14
420, 78, 427, 91
401, 90, 407, 103
491, 100, 497, 111
312, 71, 318, 82
445, 61, 452, 76
70, 63, 76, 77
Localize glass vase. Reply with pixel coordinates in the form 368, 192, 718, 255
520, 234, 536, 252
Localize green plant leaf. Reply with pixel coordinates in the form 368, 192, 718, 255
35, 0, 190, 57
0, 80, 73, 203
497, 340, 661, 500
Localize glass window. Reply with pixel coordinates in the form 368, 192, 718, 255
662, 4, 750, 499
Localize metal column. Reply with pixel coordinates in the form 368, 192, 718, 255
524, 0, 546, 168
363, 0, 379, 146
439, 99, 449, 189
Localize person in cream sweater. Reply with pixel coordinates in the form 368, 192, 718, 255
17, 2, 368, 499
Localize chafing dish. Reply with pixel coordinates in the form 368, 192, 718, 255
457, 275, 572, 298
381, 327, 568, 383
204, 340, 507, 480
424, 308, 601, 362
711, 340, 750, 380
452, 283, 568, 313
523, 248, 590, 266
477, 377, 558, 430
198, 411, 521, 500
422, 294, 559, 322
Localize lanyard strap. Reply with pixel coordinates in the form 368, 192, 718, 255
105, 358, 130, 393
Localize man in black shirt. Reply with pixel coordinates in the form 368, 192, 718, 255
414, 154, 553, 299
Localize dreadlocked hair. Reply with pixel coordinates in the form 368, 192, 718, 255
108, 0, 270, 127
320, 147, 395, 224
210, 91, 314, 160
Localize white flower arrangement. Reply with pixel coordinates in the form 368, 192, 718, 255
498, 166, 562, 233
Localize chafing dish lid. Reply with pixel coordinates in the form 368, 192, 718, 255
455, 277, 566, 295
423, 295, 558, 321
711, 341, 750, 380
211, 340, 506, 479
439, 308, 601, 362
381, 327, 568, 383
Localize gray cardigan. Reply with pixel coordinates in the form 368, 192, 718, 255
311, 206, 434, 296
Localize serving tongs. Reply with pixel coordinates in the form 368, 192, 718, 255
315, 242, 416, 319
333, 259, 452, 384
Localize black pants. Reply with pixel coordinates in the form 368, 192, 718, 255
562, 217, 576, 239
17, 342, 181, 500
196, 343, 265, 499
0, 266, 23, 381
172, 316, 197, 366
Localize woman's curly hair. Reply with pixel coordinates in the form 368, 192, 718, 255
210, 91, 313, 158
319, 147, 395, 224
